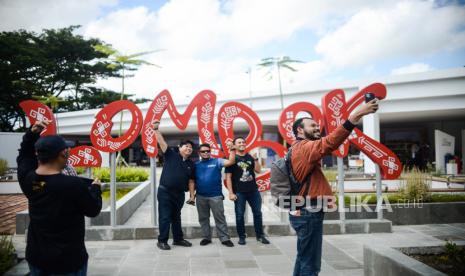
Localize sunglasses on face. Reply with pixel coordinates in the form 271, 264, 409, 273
199, 150, 210, 153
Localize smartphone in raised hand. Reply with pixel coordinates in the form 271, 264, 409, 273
365, 92, 376, 103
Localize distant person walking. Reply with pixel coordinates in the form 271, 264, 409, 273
17, 120, 102, 276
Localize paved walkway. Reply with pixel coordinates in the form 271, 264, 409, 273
8, 223, 465, 276
0, 194, 27, 234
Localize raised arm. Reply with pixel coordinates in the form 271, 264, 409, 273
152, 120, 168, 153
305, 99, 379, 163
17, 120, 48, 184
223, 142, 236, 167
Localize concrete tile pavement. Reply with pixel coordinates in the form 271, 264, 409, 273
8, 223, 465, 276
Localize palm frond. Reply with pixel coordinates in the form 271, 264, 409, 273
280, 64, 298, 72
126, 49, 164, 59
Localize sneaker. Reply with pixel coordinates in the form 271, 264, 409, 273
257, 236, 270, 244
173, 239, 192, 247
238, 237, 246, 245
221, 240, 234, 247
157, 242, 171, 250
200, 239, 212, 246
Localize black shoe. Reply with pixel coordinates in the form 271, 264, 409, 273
200, 239, 212, 246
221, 240, 234, 247
238, 237, 246, 245
173, 239, 192, 247
157, 242, 171, 250
257, 236, 270, 244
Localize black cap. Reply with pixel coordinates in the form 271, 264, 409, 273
34, 135, 71, 160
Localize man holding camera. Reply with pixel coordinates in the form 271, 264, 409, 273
17, 120, 102, 275
288, 98, 379, 276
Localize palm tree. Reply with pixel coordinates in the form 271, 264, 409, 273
257, 56, 303, 110
94, 44, 162, 166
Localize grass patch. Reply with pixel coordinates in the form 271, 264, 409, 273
0, 235, 15, 275
101, 188, 134, 201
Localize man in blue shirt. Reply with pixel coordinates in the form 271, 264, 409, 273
190, 143, 236, 247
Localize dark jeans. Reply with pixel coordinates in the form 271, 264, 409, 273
157, 185, 185, 243
28, 261, 87, 276
234, 190, 264, 239
289, 209, 324, 276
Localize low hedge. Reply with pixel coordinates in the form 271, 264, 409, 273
90, 167, 149, 183
338, 193, 465, 205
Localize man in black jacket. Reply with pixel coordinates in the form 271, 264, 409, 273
17, 120, 102, 276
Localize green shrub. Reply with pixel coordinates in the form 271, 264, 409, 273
431, 194, 465, 202
323, 169, 338, 192
0, 159, 8, 176
92, 167, 149, 182
444, 240, 465, 273
0, 235, 15, 275
398, 168, 431, 202
74, 167, 86, 175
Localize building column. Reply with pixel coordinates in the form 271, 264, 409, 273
363, 113, 380, 174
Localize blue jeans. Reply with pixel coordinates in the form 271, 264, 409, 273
234, 190, 264, 239
28, 261, 87, 276
157, 185, 185, 243
289, 209, 324, 276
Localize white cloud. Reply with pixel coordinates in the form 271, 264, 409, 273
0, 0, 117, 32
2, 0, 465, 101
315, 1, 465, 68
391, 62, 433, 75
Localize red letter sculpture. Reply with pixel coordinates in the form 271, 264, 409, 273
90, 100, 143, 152
19, 100, 57, 136
68, 146, 102, 167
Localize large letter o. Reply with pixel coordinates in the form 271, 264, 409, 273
90, 100, 143, 152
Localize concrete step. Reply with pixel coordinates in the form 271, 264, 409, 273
84, 219, 392, 241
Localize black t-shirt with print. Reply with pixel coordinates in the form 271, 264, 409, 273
225, 153, 257, 193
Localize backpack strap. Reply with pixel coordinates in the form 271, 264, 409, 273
286, 141, 314, 196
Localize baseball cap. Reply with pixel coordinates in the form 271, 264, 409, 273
34, 135, 73, 160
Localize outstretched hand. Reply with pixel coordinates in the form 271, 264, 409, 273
348, 99, 379, 124
359, 99, 379, 115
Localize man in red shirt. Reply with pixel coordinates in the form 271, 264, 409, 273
289, 99, 378, 276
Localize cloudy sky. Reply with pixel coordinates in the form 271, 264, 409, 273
1, 0, 465, 102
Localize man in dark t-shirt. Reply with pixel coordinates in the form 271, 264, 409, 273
17, 120, 102, 275
153, 120, 195, 250
225, 137, 270, 245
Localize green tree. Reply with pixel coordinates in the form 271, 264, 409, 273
0, 26, 119, 131
94, 44, 162, 166
257, 56, 303, 110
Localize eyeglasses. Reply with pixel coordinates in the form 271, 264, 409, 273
199, 150, 210, 153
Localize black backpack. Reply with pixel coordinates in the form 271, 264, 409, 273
270, 145, 312, 209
